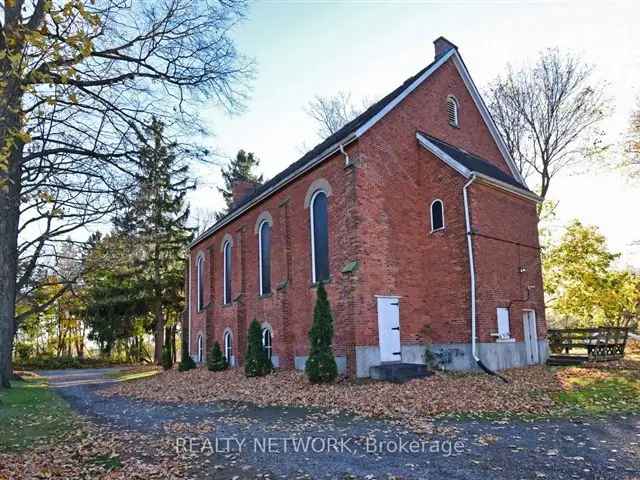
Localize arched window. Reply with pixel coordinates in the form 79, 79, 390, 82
258, 220, 272, 295
262, 327, 273, 360
310, 190, 329, 283
431, 199, 445, 231
196, 255, 204, 311
223, 240, 232, 304
447, 95, 459, 127
197, 334, 203, 363
223, 330, 233, 364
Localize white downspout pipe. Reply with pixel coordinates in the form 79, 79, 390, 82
339, 144, 351, 167
463, 174, 479, 362
463, 174, 508, 382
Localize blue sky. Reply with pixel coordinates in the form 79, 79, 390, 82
192, 0, 640, 266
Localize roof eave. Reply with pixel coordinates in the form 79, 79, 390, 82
473, 173, 543, 203
450, 51, 529, 188
416, 132, 541, 204
190, 51, 460, 250
189, 132, 359, 249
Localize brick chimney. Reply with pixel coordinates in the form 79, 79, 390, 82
231, 180, 258, 207
433, 36, 457, 60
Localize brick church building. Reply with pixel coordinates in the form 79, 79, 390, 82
186, 37, 547, 377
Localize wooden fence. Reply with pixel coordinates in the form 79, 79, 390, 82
548, 327, 629, 362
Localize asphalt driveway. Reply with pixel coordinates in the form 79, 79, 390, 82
42, 368, 640, 480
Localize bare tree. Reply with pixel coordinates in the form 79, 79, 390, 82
486, 49, 610, 200
626, 99, 640, 178
305, 91, 370, 140
190, 207, 221, 237
0, 0, 253, 388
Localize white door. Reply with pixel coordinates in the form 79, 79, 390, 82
377, 297, 401, 362
523, 310, 539, 364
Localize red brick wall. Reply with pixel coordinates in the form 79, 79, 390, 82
470, 182, 546, 342
186, 56, 546, 371
188, 146, 360, 368
349, 57, 544, 349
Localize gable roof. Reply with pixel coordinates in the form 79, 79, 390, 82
416, 131, 541, 202
418, 132, 526, 189
191, 41, 527, 248
209, 54, 445, 219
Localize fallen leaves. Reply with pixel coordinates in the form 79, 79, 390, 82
0, 421, 189, 479
99, 365, 564, 422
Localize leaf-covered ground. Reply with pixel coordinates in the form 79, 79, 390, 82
100, 356, 640, 422
3, 365, 639, 479
0, 423, 190, 479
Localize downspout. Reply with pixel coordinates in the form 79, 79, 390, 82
339, 144, 351, 167
463, 174, 508, 382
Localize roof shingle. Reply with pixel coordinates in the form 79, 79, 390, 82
418, 131, 528, 191
193, 58, 441, 246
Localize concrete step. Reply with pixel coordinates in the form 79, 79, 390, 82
547, 355, 589, 366
370, 362, 432, 383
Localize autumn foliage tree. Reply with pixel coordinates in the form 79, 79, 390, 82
544, 221, 640, 328
0, 0, 253, 388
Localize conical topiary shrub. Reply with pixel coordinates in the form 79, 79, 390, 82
207, 342, 228, 372
305, 282, 338, 383
245, 319, 272, 377
178, 326, 196, 372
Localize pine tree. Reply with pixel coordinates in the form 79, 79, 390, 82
207, 342, 228, 372
245, 319, 272, 377
305, 283, 338, 383
217, 150, 263, 218
114, 118, 195, 364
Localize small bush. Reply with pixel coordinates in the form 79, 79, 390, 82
245, 319, 272, 377
207, 342, 228, 372
178, 354, 196, 372
161, 345, 173, 370
178, 325, 196, 372
305, 283, 338, 383
423, 347, 440, 369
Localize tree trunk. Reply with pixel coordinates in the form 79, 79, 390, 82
0, 125, 23, 389
153, 300, 165, 364
0, 56, 24, 388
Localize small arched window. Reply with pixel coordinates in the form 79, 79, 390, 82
223, 240, 232, 304
447, 95, 459, 127
223, 330, 233, 364
197, 334, 203, 363
258, 220, 272, 295
310, 190, 329, 283
196, 255, 204, 311
262, 327, 273, 360
431, 199, 445, 231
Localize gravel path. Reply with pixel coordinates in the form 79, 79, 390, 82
42, 368, 640, 480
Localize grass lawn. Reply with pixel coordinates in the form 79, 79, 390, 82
0, 376, 77, 452
105, 366, 161, 382
553, 366, 640, 416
